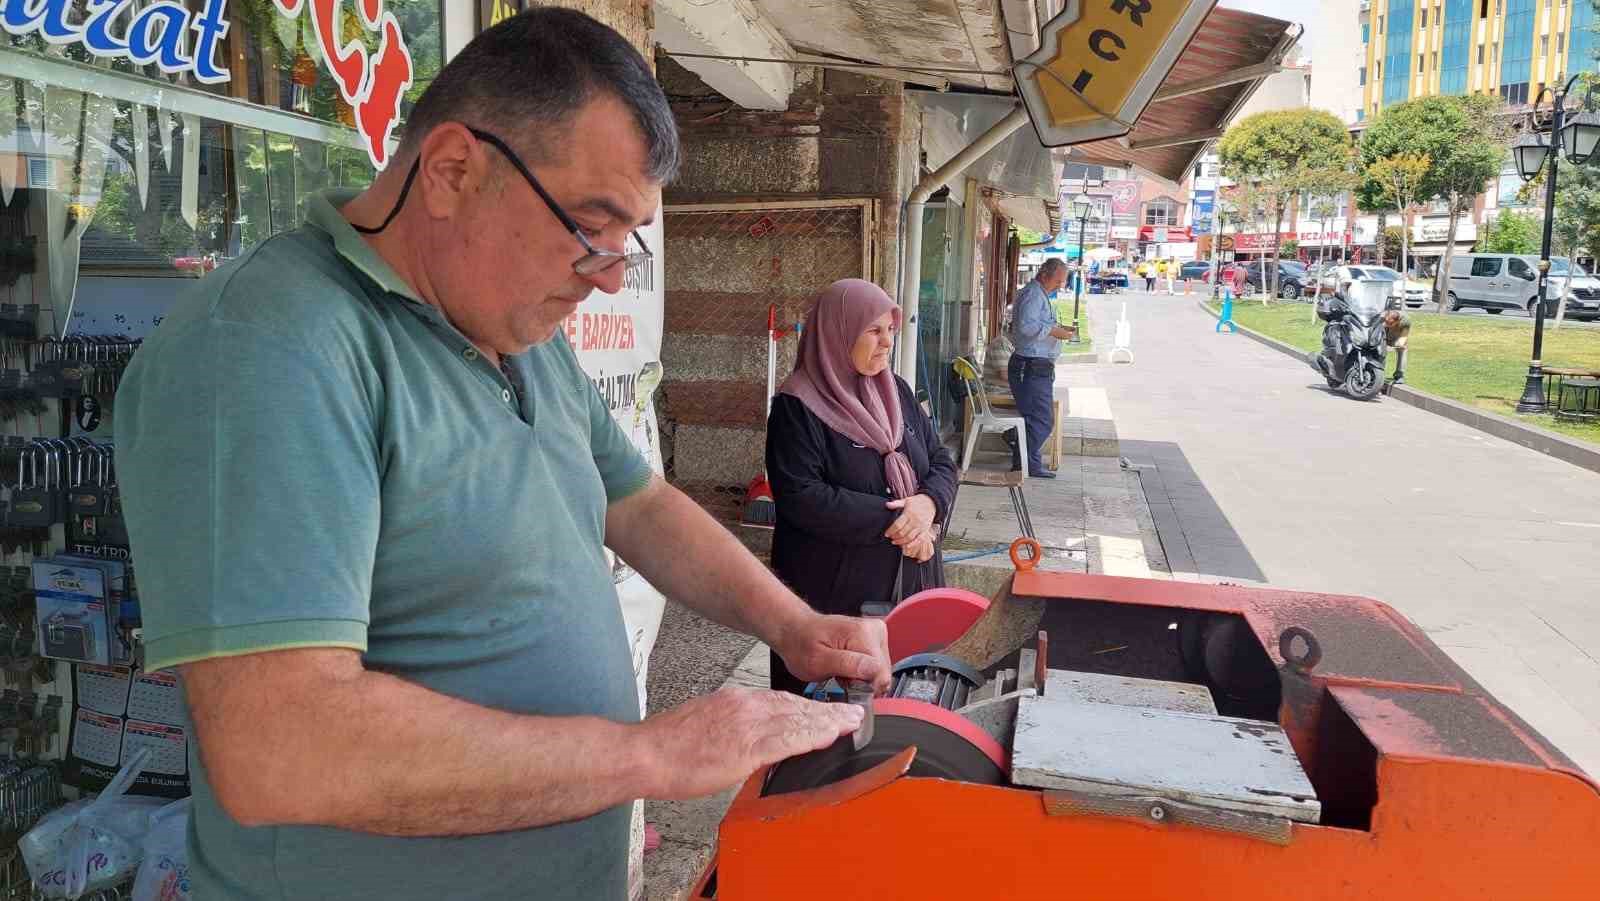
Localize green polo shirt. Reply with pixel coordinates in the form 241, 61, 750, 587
116, 189, 653, 900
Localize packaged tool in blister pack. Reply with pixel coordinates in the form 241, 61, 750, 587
31, 560, 111, 666
54, 556, 134, 666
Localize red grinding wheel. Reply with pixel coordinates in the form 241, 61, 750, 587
882, 588, 990, 662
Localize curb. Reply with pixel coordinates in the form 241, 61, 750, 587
1197, 300, 1600, 477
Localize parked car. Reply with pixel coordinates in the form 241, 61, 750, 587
1320, 265, 1431, 307
1244, 260, 1311, 299
1444, 253, 1599, 318
1179, 261, 1212, 281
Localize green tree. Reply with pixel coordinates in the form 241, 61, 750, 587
1219, 109, 1352, 299
1479, 209, 1541, 253
1014, 226, 1049, 245
1366, 153, 1431, 275
1298, 159, 1359, 289
1545, 73, 1600, 327
1359, 94, 1508, 311
1380, 226, 1405, 264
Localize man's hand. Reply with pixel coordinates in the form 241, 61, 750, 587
1050, 324, 1076, 340
774, 612, 892, 693
637, 688, 862, 799
884, 494, 936, 547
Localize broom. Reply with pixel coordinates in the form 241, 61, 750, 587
739, 305, 779, 529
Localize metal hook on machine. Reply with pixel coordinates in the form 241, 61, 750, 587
1009, 536, 1042, 572
1277, 626, 1323, 675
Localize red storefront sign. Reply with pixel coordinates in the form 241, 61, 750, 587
1230, 231, 1295, 252
1137, 225, 1193, 242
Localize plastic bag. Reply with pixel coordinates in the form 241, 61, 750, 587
131, 798, 190, 901
21, 749, 165, 899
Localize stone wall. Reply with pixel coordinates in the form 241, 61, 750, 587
519, 0, 652, 56
657, 56, 920, 541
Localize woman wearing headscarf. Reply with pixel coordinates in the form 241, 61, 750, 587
764, 279, 960, 694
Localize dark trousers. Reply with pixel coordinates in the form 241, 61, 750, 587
1006, 355, 1056, 473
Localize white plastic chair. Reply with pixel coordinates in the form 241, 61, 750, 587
953, 356, 1027, 477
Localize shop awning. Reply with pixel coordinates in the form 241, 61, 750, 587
989, 192, 1054, 233
1065, 7, 1301, 182
913, 92, 1064, 204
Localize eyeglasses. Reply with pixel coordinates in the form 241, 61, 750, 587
356, 126, 653, 278
467, 129, 652, 276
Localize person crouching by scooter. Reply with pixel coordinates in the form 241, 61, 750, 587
1383, 308, 1411, 388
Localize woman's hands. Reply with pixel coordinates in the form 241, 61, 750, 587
885, 494, 936, 546
886, 494, 938, 562
902, 532, 936, 563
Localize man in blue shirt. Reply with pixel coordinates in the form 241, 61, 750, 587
1007, 258, 1075, 478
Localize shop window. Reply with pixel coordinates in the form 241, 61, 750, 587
1144, 199, 1178, 226
3, 2, 443, 148
0, 73, 383, 338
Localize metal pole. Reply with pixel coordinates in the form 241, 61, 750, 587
895, 106, 1029, 383
1515, 97, 1563, 413
1071, 213, 1086, 342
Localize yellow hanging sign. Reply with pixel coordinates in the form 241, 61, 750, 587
1016, 0, 1217, 146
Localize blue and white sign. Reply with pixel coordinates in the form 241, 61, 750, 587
2, 0, 232, 84
1192, 189, 1215, 236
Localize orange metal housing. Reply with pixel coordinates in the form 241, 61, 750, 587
691, 571, 1600, 899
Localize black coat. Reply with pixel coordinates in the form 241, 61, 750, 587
765, 376, 959, 620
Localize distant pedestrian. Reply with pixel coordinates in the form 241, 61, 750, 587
1165, 260, 1177, 295
1229, 263, 1248, 298
1140, 260, 1155, 292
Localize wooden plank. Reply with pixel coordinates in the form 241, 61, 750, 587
1012, 695, 1322, 824
1042, 669, 1217, 715
1047, 398, 1065, 470
664, 199, 876, 214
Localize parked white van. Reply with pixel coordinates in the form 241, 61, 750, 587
1446, 254, 1600, 320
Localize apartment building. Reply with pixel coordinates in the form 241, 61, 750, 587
1362, 0, 1597, 119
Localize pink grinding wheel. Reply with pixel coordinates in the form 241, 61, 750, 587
883, 587, 990, 662
873, 697, 1010, 776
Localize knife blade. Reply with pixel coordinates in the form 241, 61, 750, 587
846, 679, 874, 751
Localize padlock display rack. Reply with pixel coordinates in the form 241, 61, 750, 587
0, 185, 156, 901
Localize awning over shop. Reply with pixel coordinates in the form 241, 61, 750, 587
1065, 7, 1300, 182
1408, 242, 1471, 257
989, 192, 1055, 233
913, 92, 1064, 207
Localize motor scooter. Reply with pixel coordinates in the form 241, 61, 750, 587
1310, 280, 1390, 400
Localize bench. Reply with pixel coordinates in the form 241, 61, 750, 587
1556, 377, 1600, 422
1541, 366, 1600, 410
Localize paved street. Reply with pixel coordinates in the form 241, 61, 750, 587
1088, 289, 1600, 775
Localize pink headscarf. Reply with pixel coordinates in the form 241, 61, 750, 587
779, 279, 918, 499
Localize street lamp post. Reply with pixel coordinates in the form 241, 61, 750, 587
1512, 76, 1600, 413
1070, 193, 1094, 343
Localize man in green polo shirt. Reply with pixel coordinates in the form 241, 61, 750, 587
115, 10, 887, 900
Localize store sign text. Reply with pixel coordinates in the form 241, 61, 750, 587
0, 0, 413, 171
565, 312, 637, 353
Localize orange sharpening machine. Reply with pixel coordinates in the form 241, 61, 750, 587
690, 539, 1600, 899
